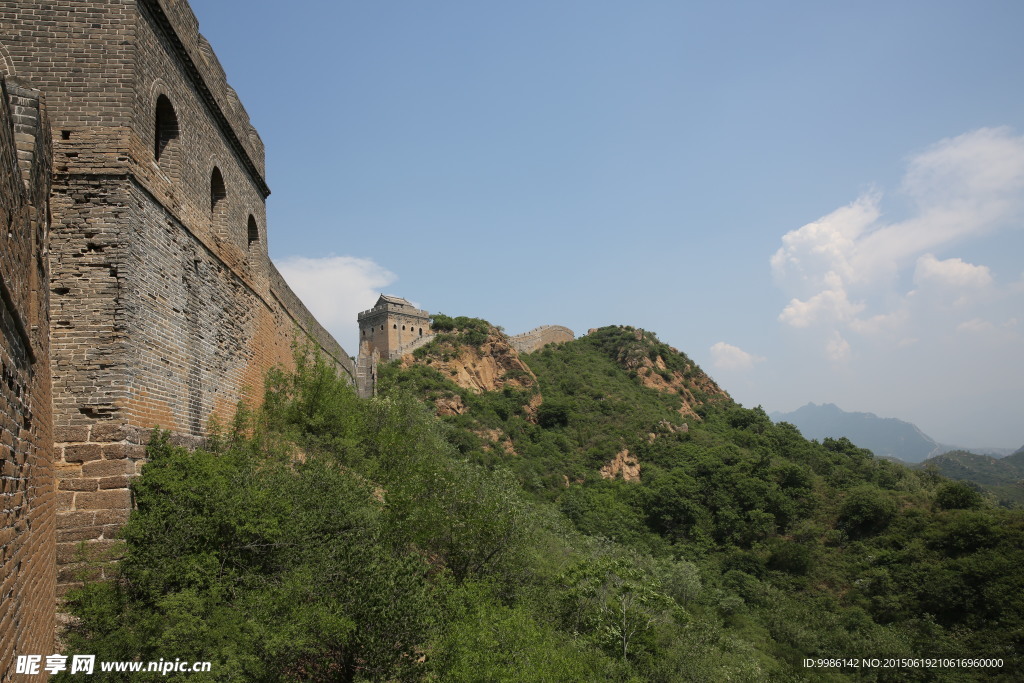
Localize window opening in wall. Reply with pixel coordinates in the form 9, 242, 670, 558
393, 324, 397, 329
211, 167, 227, 238
247, 215, 259, 246
154, 95, 179, 163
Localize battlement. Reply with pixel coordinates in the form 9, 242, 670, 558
143, 0, 267, 183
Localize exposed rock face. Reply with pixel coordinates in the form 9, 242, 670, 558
401, 331, 537, 396
600, 448, 641, 482
635, 354, 729, 420
474, 428, 517, 455
435, 395, 467, 416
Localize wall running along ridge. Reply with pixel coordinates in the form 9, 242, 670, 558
0, 0, 353, 614
508, 325, 575, 354
0, 73, 55, 680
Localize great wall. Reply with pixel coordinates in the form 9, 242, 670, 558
0, 2, 573, 675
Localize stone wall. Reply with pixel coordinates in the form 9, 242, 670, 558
0, 73, 55, 680
0, 0, 353, 598
508, 325, 575, 354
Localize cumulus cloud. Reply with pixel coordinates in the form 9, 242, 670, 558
710, 342, 764, 371
274, 255, 397, 353
771, 127, 1024, 358
913, 254, 993, 290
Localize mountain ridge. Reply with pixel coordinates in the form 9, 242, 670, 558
770, 402, 1017, 463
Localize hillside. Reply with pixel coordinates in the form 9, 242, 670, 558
919, 449, 1024, 507
59, 324, 1024, 681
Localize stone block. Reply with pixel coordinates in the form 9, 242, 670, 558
98, 475, 130, 490
57, 510, 96, 529
102, 443, 146, 460
91, 423, 128, 442
58, 478, 98, 492
64, 443, 103, 463
54, 425, 89, 443
82, 458, 131, 478
73, 489, 131, 511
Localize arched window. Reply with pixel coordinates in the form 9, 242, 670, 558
210, 167, 227, 237
154, 95, 179, 167
247, 215, 259, 246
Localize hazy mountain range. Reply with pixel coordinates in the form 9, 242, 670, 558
769, 403, 1019, 463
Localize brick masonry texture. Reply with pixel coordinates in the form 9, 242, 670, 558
508, 325, 575, 354
0, 74, 55, 679
0, 0, 354, 642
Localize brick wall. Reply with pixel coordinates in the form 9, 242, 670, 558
0, 0, 353, 599
508, 325, 575, 354
0, 73, 55, 681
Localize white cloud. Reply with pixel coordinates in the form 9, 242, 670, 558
913, 254, 993, 290
779, 287, 865, 328
710, 342, 764, 371
825, 331, 851, 362
771, 127, 1024, 357
956, 318, 996, 334
274, 255, 397, 354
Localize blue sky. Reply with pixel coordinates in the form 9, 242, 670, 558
191, 1, 1024, 449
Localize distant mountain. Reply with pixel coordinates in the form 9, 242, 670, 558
769, 403, 941, 463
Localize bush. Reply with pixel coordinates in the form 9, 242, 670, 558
837, 485, 897, 537
934, 481, 983, 510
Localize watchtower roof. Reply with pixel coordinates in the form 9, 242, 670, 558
377, 294, 413, 307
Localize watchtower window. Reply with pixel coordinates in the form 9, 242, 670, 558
211, 167, 227, 237
154, 95, 179, 163
247, 215, 259, 246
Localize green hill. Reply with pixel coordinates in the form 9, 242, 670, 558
918, 448, 1024, 506
58, 323, 1024, 681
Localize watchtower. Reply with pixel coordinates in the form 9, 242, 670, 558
357, 295, 432, 361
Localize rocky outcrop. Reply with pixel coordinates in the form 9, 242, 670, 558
600, 448, 641, 482
401, 331, 538, 396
